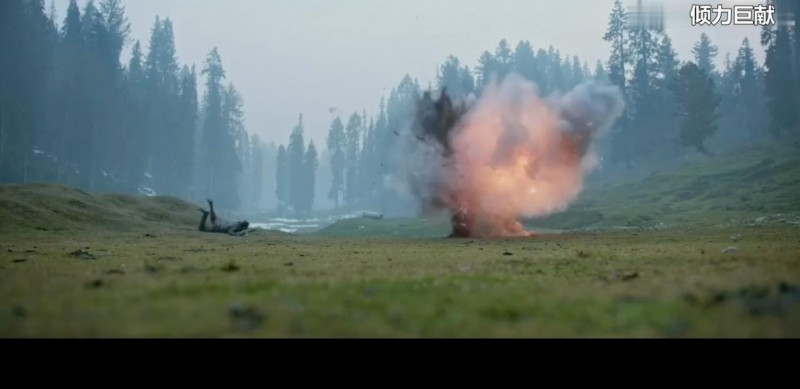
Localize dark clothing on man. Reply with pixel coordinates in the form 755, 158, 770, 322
198, 199, 251, 236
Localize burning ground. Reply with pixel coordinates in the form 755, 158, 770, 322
399, 73, 625, 238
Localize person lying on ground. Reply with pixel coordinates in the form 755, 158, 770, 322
198, 199, 252, 236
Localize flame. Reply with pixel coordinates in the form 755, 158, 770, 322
406, 73, 624, 238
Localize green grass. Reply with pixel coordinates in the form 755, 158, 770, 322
527, 143, 800, 231
316, 216, 452, 238
2, 225, 799, 337
0, 183, 202, 234
1, 143, 800, 337
316, 143, 800, 238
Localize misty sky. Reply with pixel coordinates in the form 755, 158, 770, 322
54, 0, 766, 147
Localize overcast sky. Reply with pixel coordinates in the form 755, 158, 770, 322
54, 0, 766, 147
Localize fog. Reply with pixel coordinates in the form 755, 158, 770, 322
50, 0, 765, 145
3, 0, 796, 233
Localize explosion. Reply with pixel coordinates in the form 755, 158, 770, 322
403, 73, 625, 238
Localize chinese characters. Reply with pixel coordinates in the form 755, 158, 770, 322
690, 4, 776, 26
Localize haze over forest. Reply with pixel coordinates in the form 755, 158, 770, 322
2, 0, 797, 218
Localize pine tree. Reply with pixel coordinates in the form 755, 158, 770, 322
0, 0, 55, 183
275, 145, 288, 212
692, 33, 719, 77
625, 25, 659, 163
249, 134, 264, 210
594, 60, 608, 82
671, 62, 720, 156
326, 117, 346, 209
652, 32, 681, 158
603, 0, 628, 94
494, 39, 514, 81
303, 140, 319, 214
287, 114, 306, 214
437, 56, 475, 101
200, 47, 228, 204
55, 0, 86, 186
603, 0, 637, 168
362, 114, 382, 204
369, 98, 388, 207
344, 112, 361, 206
123, 41, 147, 192
719, 38, 769, 146
571, 56, 584, 88
217, 83, 244, 209
513, 41, 538, 85
763, 26, 798, 138
475, 50, 497, 91
175, 65, 198, 198
88, 0, 130, 191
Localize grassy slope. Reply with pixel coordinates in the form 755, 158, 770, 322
1, 144, 799, 337
319, 143, 800, 237
0, 183, 202, 234
534, 143, 800, 230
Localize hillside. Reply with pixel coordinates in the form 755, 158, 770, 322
0, 184, 202, 234
1, 143, 798, 238
534, 143, 800, 231
319, 143, 800, 237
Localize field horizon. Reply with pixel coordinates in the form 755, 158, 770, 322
2, 143, 799, 337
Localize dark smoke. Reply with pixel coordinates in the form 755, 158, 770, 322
396, 73, 625, 238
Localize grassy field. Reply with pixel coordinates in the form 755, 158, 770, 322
2, 225, 799, 337
1, 144, 799, 337
531, 143, 800, 231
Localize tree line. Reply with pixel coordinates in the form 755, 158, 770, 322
602, 0, 799, 166
4, 0, 798, 217
303, 0, 800, 217
0, 0, 271, 211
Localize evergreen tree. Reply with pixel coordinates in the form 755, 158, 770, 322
200, 48, 231, 206
344, 112, 362, 206
249, 134, 264, 210
513, 40, 538, 86
651, 32, 681, 159
493, 39, 514, 80
692, 33, 719, 77
604, 0, 632, 168
0, 0, 54, 183
122, 40, 147, 192
275, 145, 288, 212
475, 50, 497, 91
671, 62, 720, 156
624, 25, 659, 164
763, 26, 798, 138
379, 75, 420, 214
437, 56, 475, 101
357, 115, 374, 201
326, 117, 346, 209
594, 60, 608, 82
603, 0, 629, 94
718, 38, 769, 146
175, 65, 198, 198
570, 56, 585, 88
54, 0, 86, 185
302, 141, 319, 214
286, 114, 306, 214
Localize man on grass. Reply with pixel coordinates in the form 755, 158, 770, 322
198, 199, 252, 236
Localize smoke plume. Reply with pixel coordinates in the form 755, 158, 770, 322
396, 72, 625, 238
